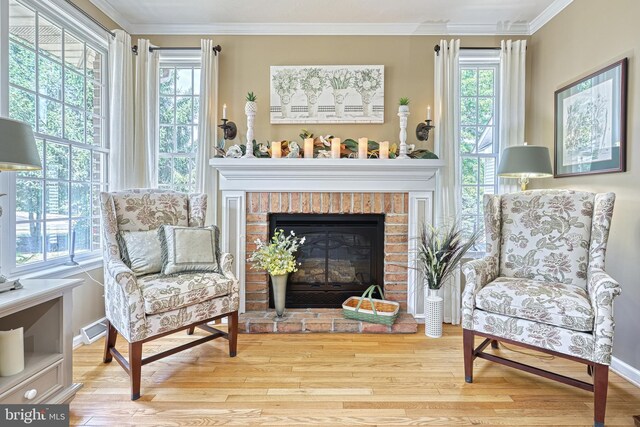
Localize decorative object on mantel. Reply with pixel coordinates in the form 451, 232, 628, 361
397, 98, 410, 159
497, 143, 552, 190
218, 104, 237, 140
243, 92, 257, 158
417, 223, 480, 338
225, 144, 243, 158
342, 285, 399, 326
416, 105, 435, 142
248, 229, 305, 317
554, 58, 627, 177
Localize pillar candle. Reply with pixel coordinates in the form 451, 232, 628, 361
271, 141, 282, 158
427, 105, 431, 120
379, 141, 389, 159
304, 138, 314, 158
331, 138, 341, 159
0, 328, 24, 377
223, 104, 227, 120
358, 137, 368, 159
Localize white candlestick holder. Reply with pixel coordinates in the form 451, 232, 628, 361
244, 110, 256, 158
397, 108, 410, 159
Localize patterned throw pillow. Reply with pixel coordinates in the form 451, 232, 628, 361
159, 225, 220, 275
117, 230, 163, 276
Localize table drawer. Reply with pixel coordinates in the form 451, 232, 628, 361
0, 361, 63, 404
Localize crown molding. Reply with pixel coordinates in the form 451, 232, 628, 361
88, 0, 133, 32
528, 0, 573, 34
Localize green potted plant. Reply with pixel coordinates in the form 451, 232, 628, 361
399, 97, 410, 114
417, 223, 480, 337
248, 229, 305, 317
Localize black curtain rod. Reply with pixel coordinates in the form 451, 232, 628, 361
434, 44, 526, 55
63, 0, 116, 37
131, 45, 222, 55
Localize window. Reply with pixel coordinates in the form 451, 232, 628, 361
5, 0, 108, 271
158, 63, 201, 192
459, 56, 500, 250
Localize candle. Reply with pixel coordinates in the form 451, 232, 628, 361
0, 328, 24, 377
271, 141, 282, 158
358, 137, 368, 159
304, 138, 314, 158
223, 104, 227, 120
331, 138, 341, 159
427, 105, 431, 120
379, 141, 389, 159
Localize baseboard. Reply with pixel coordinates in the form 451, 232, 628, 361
611, 356, 640, 388
73, 334, 84, 349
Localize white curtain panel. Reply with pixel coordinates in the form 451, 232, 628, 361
498, 39, 527, 194
108, 30, 135, 191
195, 39, 220, 225
133, 39, 159, 188
433, 39, 461, 324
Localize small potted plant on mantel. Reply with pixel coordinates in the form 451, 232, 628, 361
399, 97, 410, 113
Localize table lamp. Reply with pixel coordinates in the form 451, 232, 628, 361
497, 143, 552, 191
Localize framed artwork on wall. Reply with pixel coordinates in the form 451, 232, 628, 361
270, 65, 384, 124
554, 58, 627, 177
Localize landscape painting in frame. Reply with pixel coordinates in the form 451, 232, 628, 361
270, 65, 384, 124
554, 58, 627, 177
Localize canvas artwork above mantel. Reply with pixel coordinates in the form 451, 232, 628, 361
270, 65, 384, 124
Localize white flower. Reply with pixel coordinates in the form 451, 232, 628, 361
259, 144, 269, 153
407, 144, 415, 154
310, 77, 321, 90
363, 80, 372, 90
317, 150, 331, 158
226, 144, 243, 158
320, 135, 331, 147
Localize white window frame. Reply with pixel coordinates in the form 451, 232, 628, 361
0, 0, 110, 276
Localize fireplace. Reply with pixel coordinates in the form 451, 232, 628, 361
269, 213, 385, 308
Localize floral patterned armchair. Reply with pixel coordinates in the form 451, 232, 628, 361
100, 189, 239, 400
462, 190, 620, 427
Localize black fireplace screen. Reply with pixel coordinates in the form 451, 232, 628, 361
269, 213, 384, 308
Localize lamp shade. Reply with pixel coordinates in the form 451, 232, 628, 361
497, 145, 552, 178
0, 118, 41, 171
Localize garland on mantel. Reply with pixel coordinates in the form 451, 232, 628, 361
215, 129, 438, 159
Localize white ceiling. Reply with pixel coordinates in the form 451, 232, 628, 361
89, 0, 573, 35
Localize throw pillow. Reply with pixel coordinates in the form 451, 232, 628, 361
117, 230, 163, 276
159, 225, 220, 275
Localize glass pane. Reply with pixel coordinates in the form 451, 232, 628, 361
9, 41, 36, 91
64, 32, 84, 73
16, 179, 43, 221
479, 158, 496, 186
176, 68, 193, 95
38, 56, 62, 100
71, 183, 90, 217
478, 69, 494, 96
9, 86, 36, 128
64, 106, 84, 143
477, 126, 494, 153
72, 218, 91, 253
192, 126, 199, 152
462, 158, 478, 185
46, 220, 69, 259
460, 68, 477, 97
46, 181, 69, 217
91, 184, 102, 217
71, 146, 91, 181
193, 97, 200, 124
38, 16, 62, 61
38, 98, 63, 137
91, 152, 106, 183
9, 0, 36, 48
460, 127, 477, 154
16, 222, 43, 265
45, 142, 69, 180
159, 126, 174, 153
158, 157, 172, 185
86, 80, 102, 114
159, 68, 175, 94
64, 69, 84, 107
159, 96, 175, 124
18, 139, 44, 178
86, 113, 102, 146
173, 157, 191, 192
86, 47, 102, 81
193, 68, 201, 95
478, 98, 493, 126
92, 217, 101, 251
462, 187, 478, 215
460, 97, 477, 125
175, 96, 192, 124
176, 126, 193, 153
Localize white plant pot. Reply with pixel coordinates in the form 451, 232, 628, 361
333, 88, 348, 117
398, 105, 409, 114
425, 289, 443, 338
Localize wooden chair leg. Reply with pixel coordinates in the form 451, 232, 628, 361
463, 329, 474, 383
228, 311, 238, 357
490, 340, 499, 349
103, 321, 117, 363
129, 342, 143, 401
593, 363, 609, 427
187, 326, 196, 335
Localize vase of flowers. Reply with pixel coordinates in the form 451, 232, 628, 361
329, 69, 352, 118
248, 229, 305, 317
272, 69, 299, 119
417, 223, 480, 338
354, 68, 382, 117
300, 68, 326, 118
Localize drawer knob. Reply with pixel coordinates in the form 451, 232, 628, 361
24, 389, 38, 400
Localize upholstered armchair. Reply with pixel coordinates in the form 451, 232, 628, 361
462, 190, 620, 427
100, 189, 239, 400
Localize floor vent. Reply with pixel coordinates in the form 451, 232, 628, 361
81, 318, 107, 345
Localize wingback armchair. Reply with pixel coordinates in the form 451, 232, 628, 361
100, 189, 239, 400
462, 190, 620, 427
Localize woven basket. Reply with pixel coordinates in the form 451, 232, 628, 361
342, 285, 400, 326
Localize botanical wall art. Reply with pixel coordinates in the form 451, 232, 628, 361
270, 65, 384, 124
554, 58, 627, 177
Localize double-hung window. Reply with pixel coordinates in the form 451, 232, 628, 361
458, 53, 500, 251
3, 0, 109, 273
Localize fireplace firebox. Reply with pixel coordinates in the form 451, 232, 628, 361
269, 213, 385, 308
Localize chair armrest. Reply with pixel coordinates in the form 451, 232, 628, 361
103, 259, 146, 342
219, 252, 240, 312
587, 268, 621, 365
461, 256, 499, 330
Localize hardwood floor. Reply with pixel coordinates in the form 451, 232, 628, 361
71, 324, 640, 426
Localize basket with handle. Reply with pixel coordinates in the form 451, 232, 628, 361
342, 285, 400, 326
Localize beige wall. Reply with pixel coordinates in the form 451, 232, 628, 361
527, 0, 640, 369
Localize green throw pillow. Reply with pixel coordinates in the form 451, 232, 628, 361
117, 230, 163, 276
159, 225, 220, 275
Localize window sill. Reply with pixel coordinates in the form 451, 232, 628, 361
11, 257, 103, 281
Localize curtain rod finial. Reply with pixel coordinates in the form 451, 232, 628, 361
434, 44, 440, 55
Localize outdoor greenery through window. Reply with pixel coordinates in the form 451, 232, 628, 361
459, 59, 500, 251
158, 64, 201, 192
8, 0, 108, 268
